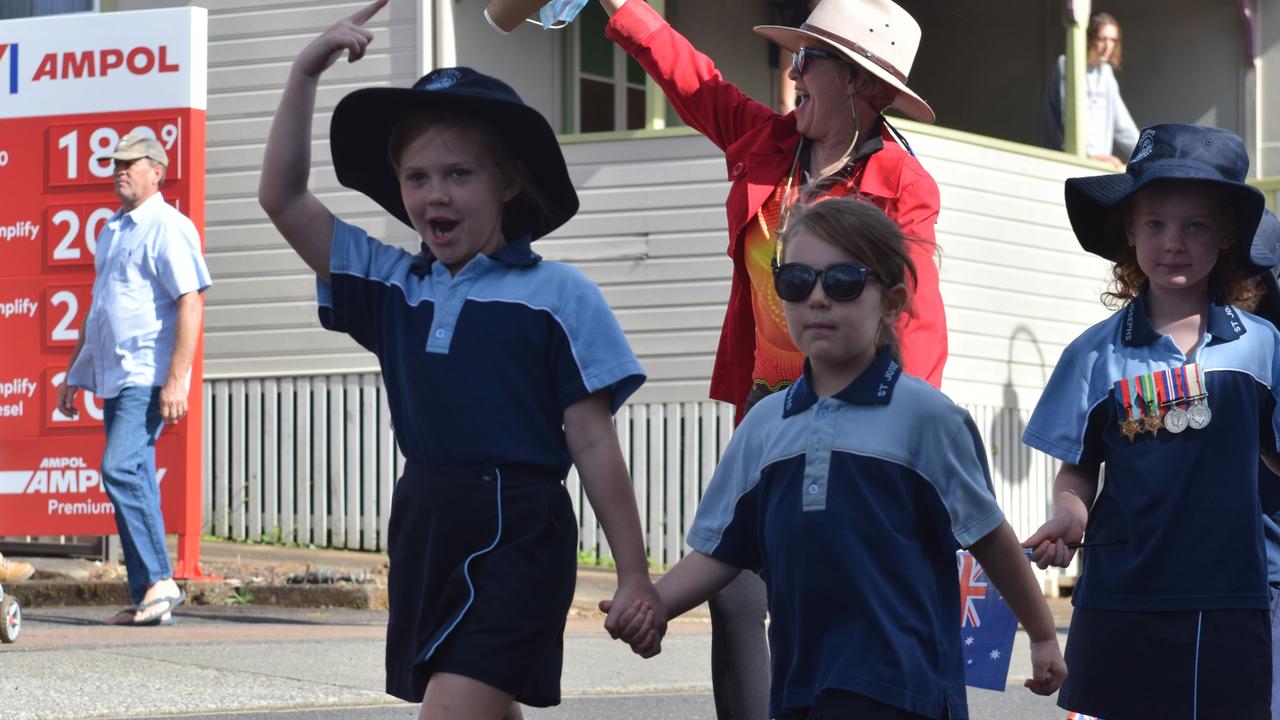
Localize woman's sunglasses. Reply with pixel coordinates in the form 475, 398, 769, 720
773, 263, 877, 302
791, 47, 842, 75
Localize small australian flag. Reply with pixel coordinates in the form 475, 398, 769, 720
957, 550, 1019, 691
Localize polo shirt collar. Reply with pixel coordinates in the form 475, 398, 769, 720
489, 235, 541, 267
782, 345, 903, 418
412, 234, 542, 275
1121, 285, 1247, 347
119, 191, 167, 225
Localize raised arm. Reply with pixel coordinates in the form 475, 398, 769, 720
600, 0, 779, 152
259, 0, 387, 283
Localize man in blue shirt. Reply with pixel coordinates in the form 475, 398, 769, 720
57, 133, 211, 627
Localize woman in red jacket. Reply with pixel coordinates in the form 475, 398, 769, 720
600, 1, 947, 718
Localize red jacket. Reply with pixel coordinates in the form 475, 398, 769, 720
607, 1, 947, 413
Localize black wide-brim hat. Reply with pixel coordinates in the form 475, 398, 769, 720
330, 67, 578, 240
1250, 210, 1280, 326
1064, 123, 1266, 270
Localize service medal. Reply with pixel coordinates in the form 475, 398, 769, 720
1185, 363, 1212, 430
1158, 369, 1187, 433
1117, 377, 1141, 442
1188, 401, 1212, 429
1143, 414, 1163, 435
1164, 407, 1189, 433
1141, 372, 1161, 437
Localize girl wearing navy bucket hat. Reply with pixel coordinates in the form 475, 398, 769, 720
1022, 123, 1280, 719
258, 2, 663, 718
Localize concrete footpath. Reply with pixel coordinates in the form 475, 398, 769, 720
3, 538, 1074, 625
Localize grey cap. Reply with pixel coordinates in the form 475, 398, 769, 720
109, 132, 169, 167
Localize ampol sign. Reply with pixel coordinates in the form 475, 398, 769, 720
0, 8, 207, 578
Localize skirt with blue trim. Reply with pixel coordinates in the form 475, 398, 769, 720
1058, 606, 1270, 719
385, 461, 578, 706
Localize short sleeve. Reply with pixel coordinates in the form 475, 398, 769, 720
1023, 341, 1098, 465
153, 214, 211, 299
687, 411, 766, 572
927, 413, 1005, 548
317, 218, 415, 354
547, 271, 645, 414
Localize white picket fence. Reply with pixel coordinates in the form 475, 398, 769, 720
202, 374, 1063, 573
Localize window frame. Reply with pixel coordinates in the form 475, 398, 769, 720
560, 0, 669, 136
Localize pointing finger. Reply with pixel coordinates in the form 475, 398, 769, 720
349, 0, 389, 26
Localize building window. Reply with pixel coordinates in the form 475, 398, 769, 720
0, 0, 97, 19
574, 2, 646, 133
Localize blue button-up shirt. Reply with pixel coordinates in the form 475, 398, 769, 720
68, 192, 211, 399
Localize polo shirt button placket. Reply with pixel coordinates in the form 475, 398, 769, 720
731, 162, 745, 179
434, 328, 447, 339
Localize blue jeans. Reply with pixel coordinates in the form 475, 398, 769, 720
101, 385, 171, 604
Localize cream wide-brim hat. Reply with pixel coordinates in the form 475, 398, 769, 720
755, 0, 934, 124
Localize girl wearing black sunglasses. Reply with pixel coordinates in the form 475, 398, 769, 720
611, 198, 1066, 719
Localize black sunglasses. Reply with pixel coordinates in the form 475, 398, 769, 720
791, 47, 843, 75
773, 263, 877, 302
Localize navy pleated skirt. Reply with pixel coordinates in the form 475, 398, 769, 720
385, 461, 578, 707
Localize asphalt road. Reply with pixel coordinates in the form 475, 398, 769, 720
5, 605, 1068, 720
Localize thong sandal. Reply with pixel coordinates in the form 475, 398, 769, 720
104, 606, 139, 625
132, 590, 186, 626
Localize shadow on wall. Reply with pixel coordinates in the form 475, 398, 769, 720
987, 324, 1051, 488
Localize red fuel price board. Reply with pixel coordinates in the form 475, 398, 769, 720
0, 8, 208, 578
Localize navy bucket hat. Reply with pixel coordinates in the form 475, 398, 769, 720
1064, 123, 1265, 267
329, 67, 578, 240
1250, 210, 1280, 327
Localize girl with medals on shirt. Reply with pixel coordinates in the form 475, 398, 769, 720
258, 3, 663, 718
607, 197, 1065, 720
1024, 124, 1280, 720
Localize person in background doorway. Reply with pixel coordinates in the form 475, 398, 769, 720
1042, 11, 1140, 168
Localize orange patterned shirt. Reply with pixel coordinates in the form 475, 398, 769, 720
743, 176, 805, 392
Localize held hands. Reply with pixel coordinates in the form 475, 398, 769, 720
599, 573, 667, 658
1024, 514, 1085, 570
1024, 637, 1067, 696
599, 598, 663, 658
294, 0, 388, 80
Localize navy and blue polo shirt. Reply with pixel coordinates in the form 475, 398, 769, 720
688, 347, 1004, 720
1023, 290, 1280, 612
316, 218, 645, 475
